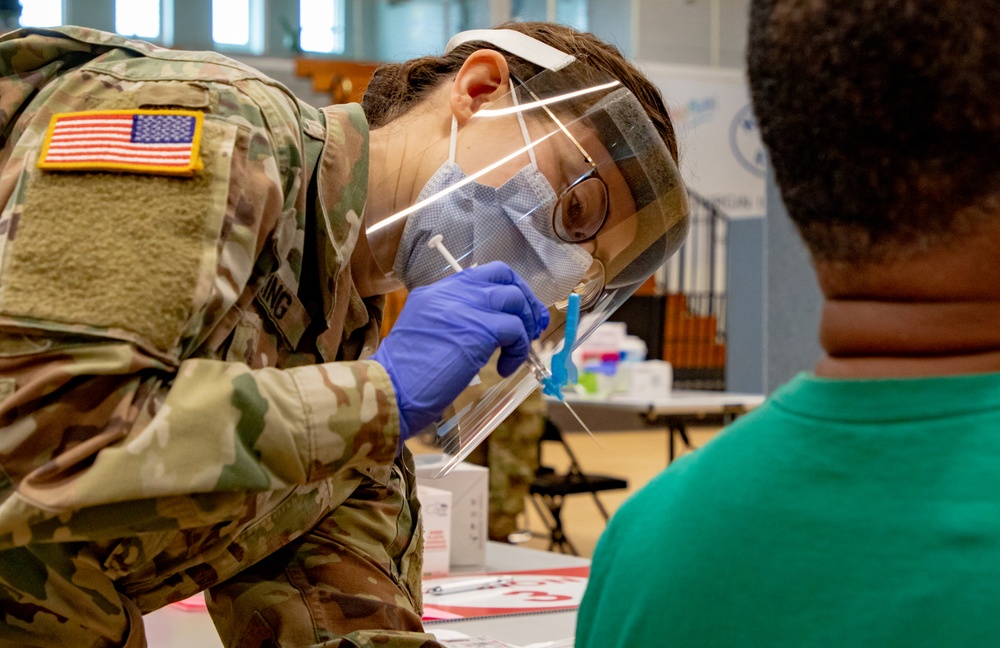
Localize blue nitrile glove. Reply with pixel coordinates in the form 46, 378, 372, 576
372, 261, 549, 441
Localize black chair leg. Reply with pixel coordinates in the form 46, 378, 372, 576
669, 422, 694, 461
529, 493, 579, 555
547, 498, 578, 555
589, 491, 611, 522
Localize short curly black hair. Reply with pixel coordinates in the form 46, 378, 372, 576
748, 0, 1000, 262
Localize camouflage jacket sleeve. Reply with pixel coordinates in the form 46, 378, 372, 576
0, 27, 399, 547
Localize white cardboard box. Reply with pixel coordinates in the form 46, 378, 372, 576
416, 484, 452, 577
414, 455, 488, 569
629, 359, 673, 398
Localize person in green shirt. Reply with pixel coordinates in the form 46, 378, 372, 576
577, 1, 1000, 646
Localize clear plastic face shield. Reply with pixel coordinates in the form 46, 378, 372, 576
365, 30, 690, 477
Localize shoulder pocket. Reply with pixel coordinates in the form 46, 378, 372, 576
0, 112, 245, 360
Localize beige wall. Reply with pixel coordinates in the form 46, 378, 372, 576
636, 0, 749, 66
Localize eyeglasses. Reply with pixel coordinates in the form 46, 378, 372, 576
553, 165, 609, 243
511, 74, 610, 243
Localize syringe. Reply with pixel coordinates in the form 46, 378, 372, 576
524, 350, 600, 444
427, 235, 599, 443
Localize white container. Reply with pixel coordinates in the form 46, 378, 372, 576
628, 360, 673, 398
416, 484, 452, 577
614, 335, 649, 394
620, 335, 648, 362
414, 455, 488, 569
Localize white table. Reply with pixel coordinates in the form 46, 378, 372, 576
425, 542, 589, 644
548, 390, 766, 461
144, 542, 588, 648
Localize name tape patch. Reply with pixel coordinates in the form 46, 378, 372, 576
38, 109, 204, 176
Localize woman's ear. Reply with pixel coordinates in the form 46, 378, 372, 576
449, 49, 511, 124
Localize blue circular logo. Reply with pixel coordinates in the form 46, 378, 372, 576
729, 104, 767, 178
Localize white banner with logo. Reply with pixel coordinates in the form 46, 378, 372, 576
639, 62, 766, 219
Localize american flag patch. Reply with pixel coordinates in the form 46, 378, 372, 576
38, 109, 204, 176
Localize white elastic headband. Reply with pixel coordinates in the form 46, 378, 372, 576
444, 29, 577, 71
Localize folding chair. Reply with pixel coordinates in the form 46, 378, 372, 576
529, 420, 628, 555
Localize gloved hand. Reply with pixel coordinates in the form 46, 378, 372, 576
372, 261, 549, 441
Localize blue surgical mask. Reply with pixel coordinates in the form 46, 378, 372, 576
392, 115, 593, 306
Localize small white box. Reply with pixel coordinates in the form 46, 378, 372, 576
416, 484, 452, 577
414, 455, 488, 569
628, 359, 673, 398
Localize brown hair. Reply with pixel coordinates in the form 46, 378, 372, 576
748, 0, 1000, 263
361, 21, 678, 163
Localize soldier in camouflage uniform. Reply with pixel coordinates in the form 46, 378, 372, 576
0, 18, 684, 648
0, 25, 460, 648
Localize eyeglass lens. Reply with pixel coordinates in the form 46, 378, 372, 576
553, 171, 609, 243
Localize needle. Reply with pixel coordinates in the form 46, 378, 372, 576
525, 340, 601, 448
562, 397, 600, 447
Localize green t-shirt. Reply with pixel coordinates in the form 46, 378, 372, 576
577, 372, 1000, 647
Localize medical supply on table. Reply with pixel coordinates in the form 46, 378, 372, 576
571, 321, 660, 397
626, 359, 673, 399
415, 456, 489, 569
417, 484, 453, 577
425, 575, 515, 596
